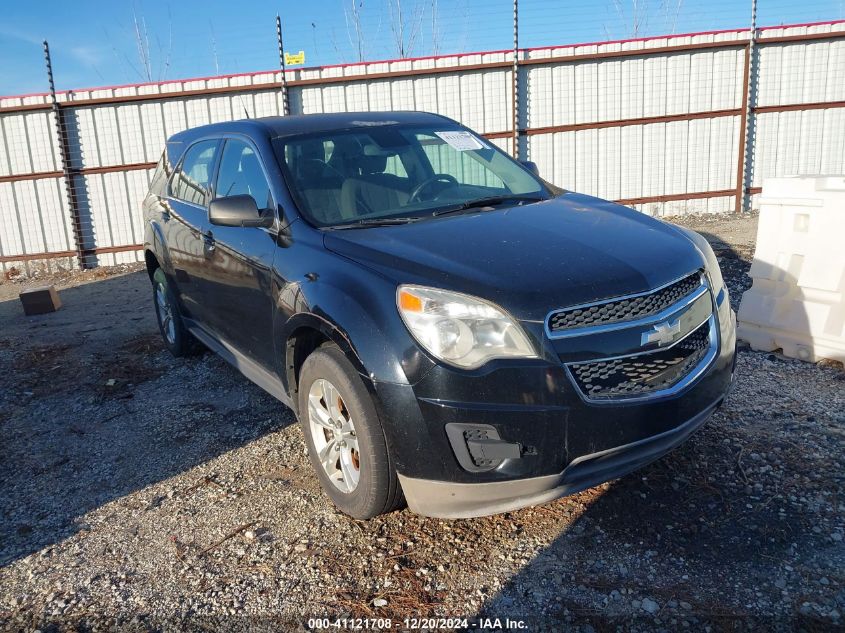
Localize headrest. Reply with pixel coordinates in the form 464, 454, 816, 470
360, 154, 387, 174
359, 143, 391, 173
240, 151, 261, 173
326, 137, 360, 177
363, 143, 391, 157
299, 140, 325, 162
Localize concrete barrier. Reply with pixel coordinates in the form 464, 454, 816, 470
738, 175, 845, 363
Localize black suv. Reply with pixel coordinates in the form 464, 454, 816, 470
143, 112, 736, 519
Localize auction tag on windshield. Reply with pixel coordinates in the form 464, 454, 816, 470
435, 131, 486, 151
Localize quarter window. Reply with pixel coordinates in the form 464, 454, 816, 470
148, 152, 170, 197
170, 140, 218, 205
215, 139, 273, 211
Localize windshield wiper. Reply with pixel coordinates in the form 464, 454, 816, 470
325, 216, 422, 229
432, 195, 545, 217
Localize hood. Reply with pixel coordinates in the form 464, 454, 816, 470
324, 193, 705, 321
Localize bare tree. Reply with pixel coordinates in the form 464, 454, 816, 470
660, 0, 684, 34
111, 5, 172, 82
607, 0, 683, 40
430, 0, 441, 56
336, 0, 442, 63
132, 8, 153, 81
388, 0, 424, 58
210, 21, 220, 75
156, 9, 173, 80
611, 0, 650, 39
344, 0, 366, 62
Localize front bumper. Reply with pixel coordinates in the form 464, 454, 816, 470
398, 397, 721, 518
370, 307, 736, 518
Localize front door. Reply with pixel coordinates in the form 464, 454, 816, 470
164, 139, 220, 324
201, 137, 278, 372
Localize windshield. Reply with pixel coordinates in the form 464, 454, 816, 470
273, 124, 549, 227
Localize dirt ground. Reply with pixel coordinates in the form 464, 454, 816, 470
1, 213, 844, 632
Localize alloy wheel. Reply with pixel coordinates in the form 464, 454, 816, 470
155, 282, 176, 345
307, 378, 360, 493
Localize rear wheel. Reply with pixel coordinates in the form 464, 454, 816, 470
298, 344, 404, 519
152, 268, 195, 357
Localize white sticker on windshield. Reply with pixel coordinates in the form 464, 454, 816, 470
434, 131, 486, 151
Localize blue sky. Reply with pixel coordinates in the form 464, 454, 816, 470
1, 0, 842, 96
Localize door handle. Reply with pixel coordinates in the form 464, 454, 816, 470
202, 231, 216, 255
160, 201, 172, 222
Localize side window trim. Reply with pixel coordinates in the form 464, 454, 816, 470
166, 154, 185, 199
148, 151, 169, 197
167, 138, 222, 208
212, 135, 278, 216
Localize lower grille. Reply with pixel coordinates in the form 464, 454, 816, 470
569, 319, 712, 400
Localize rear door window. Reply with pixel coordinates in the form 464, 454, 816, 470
170, 140, 219, 206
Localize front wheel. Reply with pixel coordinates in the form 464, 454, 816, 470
298, 344, 404, 519
152, 268, 196, 357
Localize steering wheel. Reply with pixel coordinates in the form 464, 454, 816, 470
408, 174, 459, 203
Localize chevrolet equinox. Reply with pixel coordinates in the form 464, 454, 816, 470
143, 112, 737, 519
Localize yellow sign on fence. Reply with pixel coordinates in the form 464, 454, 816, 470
285, 51, 306, 66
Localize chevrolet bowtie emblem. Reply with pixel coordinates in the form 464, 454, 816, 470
641, 318, 682, 347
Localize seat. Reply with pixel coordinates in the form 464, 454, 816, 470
293, 141, 345, 224
340, 153, 411, 218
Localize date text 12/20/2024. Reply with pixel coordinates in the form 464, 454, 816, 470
307, 617, 528, 630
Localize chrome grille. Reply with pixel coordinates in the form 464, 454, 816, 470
548, 272, 702, 332
568, 319, 711, 400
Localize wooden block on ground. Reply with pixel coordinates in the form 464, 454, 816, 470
19, 285, 62, 315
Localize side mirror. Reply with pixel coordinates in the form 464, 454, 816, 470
520, 160, 540, 177
208, 195, 273, 228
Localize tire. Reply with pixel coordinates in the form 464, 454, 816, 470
298, 344, 404, 519
152, 267, 196, 357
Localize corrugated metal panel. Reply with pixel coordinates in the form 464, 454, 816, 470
751, 108, 845, 187
528, 114, 739, 214
27, 177, 72, 254
25, 112, 60, 173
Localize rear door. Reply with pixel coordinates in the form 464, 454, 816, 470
164, 139, 221, 324
201, 136, 278, 371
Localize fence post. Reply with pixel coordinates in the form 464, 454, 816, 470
736, 0, 758, 213
44, 40, 90, 269
511, 0, 520, 160
276, 15, 290, 116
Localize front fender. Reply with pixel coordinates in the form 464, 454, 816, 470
281, 311, 367, 379
276, 266, 434, 390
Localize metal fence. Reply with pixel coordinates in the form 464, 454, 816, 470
0, 6, 844, 275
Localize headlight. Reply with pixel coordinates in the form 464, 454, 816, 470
397, 285, 537, 369
676, 226, 725, 290
702, 242, 726, 295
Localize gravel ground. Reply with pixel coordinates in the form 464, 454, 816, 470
1, 213, 844, 632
